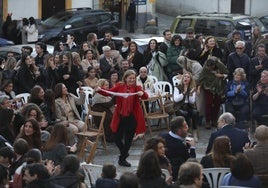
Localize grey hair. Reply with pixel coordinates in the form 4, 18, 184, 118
219, 112, 236, 125
102, 45, 111, 52
235, 40, 245, 47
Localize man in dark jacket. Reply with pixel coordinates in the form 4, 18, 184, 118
160, 116, 196, 181
126, 0, 136, 33
206, 112, 250, 155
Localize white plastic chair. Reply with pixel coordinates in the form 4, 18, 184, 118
154, 81, 173, 95
203, 168, 230, 188
15, 93, 30, 104
148, 75, 158, 84
76, 86, 94, 119
81, 163, 103, 188
172, 75, 181, 87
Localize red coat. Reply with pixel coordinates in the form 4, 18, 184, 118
99, 82, 148, 134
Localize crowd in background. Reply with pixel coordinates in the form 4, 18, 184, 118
1, 13, 268, 187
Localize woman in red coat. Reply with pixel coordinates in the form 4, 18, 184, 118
97, 69, 148, 167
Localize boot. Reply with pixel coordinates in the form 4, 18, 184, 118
118, 155, 131, 167
193, 129, 199, 143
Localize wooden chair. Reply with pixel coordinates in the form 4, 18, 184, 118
15, 93, 30, 104
203, 168, 230, 188
257, 174, 268, 187
76, 110, 106, 163
81, 163, 103, 187
141, 95, 170, 135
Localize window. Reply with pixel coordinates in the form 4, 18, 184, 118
84, 15, 98, 25
99, 14, 112, 23
69, 16, 84, 28
175, 19, 192, 33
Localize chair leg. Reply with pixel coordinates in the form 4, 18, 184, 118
102, 135, 107, 150
164, 117, 170, 130
146, 121, 152, 136
86, 143, 97, 164
78, 137, 87, 160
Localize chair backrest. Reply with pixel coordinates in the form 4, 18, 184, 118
148, 75, 158, 84
76, 86, 94, 117
203, 168, 230, 188
141, 95, 166, 117
81, 163, 103, 187
15, 93, 30, 104
154, 81, 173, 95
172, 75, 181, 87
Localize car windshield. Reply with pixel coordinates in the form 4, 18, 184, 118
41, 13, 72, 27
236, 17, 268, 33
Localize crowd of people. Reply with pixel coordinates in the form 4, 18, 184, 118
1, 12, 268, 187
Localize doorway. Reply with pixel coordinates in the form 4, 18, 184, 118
231, 0, 245, 14
42, 0, 65, 20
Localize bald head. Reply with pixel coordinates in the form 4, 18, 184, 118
255, 125, 268, 142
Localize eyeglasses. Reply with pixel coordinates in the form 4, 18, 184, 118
236, 47, 244, 50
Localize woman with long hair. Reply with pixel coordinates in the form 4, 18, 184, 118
201, 136, 235, 168
58, 51, 81, 95
15, 53, 36, 94
81, 49, 100, 76
43, 123, 76, 166
28, 85, 45, 106
96, 69, 148, 167
0, 80, 16, 100
83, 66, 98, 89
127, 41, 144, 72
54, 83, 85, 145
0, 108, 15, 144
15, 118, 41, 150
174, 72, 199, 141
136, 149, 168, 188
2, 57, 17, 83
143, 39, 168, 81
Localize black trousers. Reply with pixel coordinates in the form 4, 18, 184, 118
114, 114, 136, 160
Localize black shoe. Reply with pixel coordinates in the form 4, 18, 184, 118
118, 159, 131, 167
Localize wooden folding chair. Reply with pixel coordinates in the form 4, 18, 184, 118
141, 94, 170, 136
76, 110, 107, 163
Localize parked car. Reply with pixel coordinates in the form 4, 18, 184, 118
38, 7, 119, 45
0, 38, 14, 47
0, 44, 54, 60
260, 15, 268, 29
170, 13, 268, 50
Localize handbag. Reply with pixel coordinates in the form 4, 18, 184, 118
231, 96, 244, 107
164, 98, 175, 115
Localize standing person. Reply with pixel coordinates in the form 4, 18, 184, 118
96, 69, 148, 167
143, 39, 168, 81
249, 44, 268, 89
206, 112, 250, 155
166, 35, 185, 81
15, 53, 37, 94
182, 27, 201, 60
198, 36, 223, 66
20, 18, 29, 44
126, 0, 136, 33
25, 17, 38, 44
127, 41, 144, 72
97, 31, 119, 54
160, 116, 196, 181
197, 56, 228, 129
87, 32, 99, 60
120, 37, 131, 59
159, 29, 172, 55
227, 40, 250, 81
252, 70, 268, 125
58, 51, 81, 95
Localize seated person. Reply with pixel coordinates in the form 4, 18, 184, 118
225, 68, 250, 124
174, 72, 199, 142
221, 153, 262, 188
92, 79, 115, 142
244, 125, 268, 175
136, 67, 155, 94
95, 164, 118, 188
